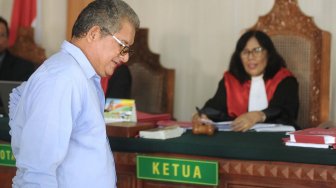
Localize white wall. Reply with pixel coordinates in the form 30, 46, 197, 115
1, 0, 335, 123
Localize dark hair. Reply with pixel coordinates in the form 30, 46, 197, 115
72, 0, 140, 38
228, 30, 286, 82
0, 16, 9, 37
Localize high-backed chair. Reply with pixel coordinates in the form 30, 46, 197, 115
128, 28, 175, 115
250, 0, 331, 128
9, 27, 46, 66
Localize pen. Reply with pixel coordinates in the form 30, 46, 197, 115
196, 106, 202, 116
195, 107, 214, 125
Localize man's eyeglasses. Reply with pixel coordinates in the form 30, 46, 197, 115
101, 27, 133, 56
111, 35, 134, 56
240, 47, 264, 59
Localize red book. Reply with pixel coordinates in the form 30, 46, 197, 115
136, 111, 172, 124
157, 120, 193, 129
288, 127, 336, 144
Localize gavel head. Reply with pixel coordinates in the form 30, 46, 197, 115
192, 116, 216, 135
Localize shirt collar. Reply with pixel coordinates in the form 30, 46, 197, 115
61, 40, 100, 80
251, 74, 264, 81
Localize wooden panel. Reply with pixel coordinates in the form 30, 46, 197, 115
113, 152, 336, 188
9, 27, 46, 66
0, 166, 16, 188
1, 151, 336, 187
128, 29, 175, 115
66, 0, 92, 40
106, 122, 157, 138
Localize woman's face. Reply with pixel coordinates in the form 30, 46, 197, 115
240, 37, 267, 77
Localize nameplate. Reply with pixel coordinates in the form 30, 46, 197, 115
0, 144, 15, 167
137, 155, 218, 186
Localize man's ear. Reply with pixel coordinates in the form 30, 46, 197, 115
86, 26, 101, 42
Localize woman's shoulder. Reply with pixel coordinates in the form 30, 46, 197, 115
278, 75, 298, 88
272, 67, 296, 81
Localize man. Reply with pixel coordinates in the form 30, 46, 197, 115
9, 0, 140, 187
0, 16, 35, 81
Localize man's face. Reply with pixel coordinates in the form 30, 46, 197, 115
0, 22, 9, 54
90, 21, 136, 77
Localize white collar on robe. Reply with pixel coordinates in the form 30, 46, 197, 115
248, 75, 268, 111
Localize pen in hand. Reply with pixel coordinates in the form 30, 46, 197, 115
195, 107, 213, 124
196, 106, 202, 116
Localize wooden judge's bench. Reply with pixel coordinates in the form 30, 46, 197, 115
1, 118, 336, 188
1, 0, 334, 187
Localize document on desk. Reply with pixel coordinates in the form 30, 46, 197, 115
214, 122, 295, 132
213, 121, 233, 131
251, 124, 295, 132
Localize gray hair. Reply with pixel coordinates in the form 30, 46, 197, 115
71, 0, 140, 38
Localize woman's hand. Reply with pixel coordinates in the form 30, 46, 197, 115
192, 112, 216, 135
231, 111, 266, 132
192, 112, 210, 124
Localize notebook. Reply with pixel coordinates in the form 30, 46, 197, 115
0, 80, 22, 116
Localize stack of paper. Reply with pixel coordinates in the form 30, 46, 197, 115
139, 125, 186, 140
214, 122, 295, 132
284, 127, 336, 149
251, 124, 295, 132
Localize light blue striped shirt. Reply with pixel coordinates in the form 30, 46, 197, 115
9, 41, 116, 188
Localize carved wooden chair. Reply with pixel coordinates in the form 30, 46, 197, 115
8, 27, 46, 66
128, 28, 175, 115
250, 0, 331, 128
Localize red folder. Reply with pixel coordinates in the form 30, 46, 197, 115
136, 111, 172, 124
282, 137, 336, 149
157, 120, 193, 129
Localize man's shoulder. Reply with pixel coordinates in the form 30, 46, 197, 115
43, 51, 81, 72
36, 52, 88, 83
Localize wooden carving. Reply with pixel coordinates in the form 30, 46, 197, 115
251, 0, 331, 128
9, 27, 46, 66
112, 152, 336, 188
128, 29, 162, 71
128, 28, 175, 115
221, 160, 336, 183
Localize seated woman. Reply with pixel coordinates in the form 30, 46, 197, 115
194, 30, 299, 132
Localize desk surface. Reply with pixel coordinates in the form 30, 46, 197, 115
1, 117, 335, 166
109, 130, 336, 166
